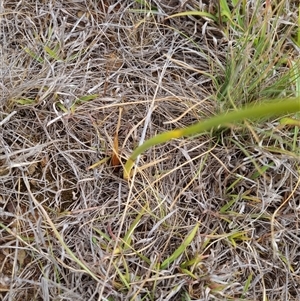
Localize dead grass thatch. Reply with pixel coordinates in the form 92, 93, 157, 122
0, 1, 299, 301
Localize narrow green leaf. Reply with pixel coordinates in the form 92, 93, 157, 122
113, 261, 130, 290
122, 209, 145, 250
227, 231, 250, 248
77, 94, 99, 102
124, 98, 300, 179
21, 46, 44, 63
220, 195, 238, 213
219, 0, 231, 15
15, 98, 36, 105
290, 60, 300, 97
250, 163, 274, 180
242, 273, 253, 297
92, 227, 111, 242
44, 45, 61, 61
56, 102, 68, 113
180, 254, 206, 268
297, 4, 300, 46
179, 267, 198, 280
160, 223, 199, 270
133, 0, 157, 11
165, 10, 217, 22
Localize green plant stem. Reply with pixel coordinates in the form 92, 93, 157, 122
123, 98, 300, 179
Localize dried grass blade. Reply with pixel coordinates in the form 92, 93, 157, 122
111, 107, 123, 168
23, 175, 100, 282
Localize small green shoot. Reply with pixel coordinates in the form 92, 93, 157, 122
44, 44, 62, 61
218, 0, 237, 27
134, 0, 157, 10
180, 253, 207, 269
250, 163, 275, 180
122, 209, 145, 251
87, 157, 110, 170
55, 94, 99, 114
113, 260, 130, 290
14, 98, 36, 105
70, 94, 99, 113
21, 45, 44, 63
179, 267, 198, 280
227, 230, 250, 248
160, 223, 199, 270
241, 272, 253, 298
217, 0, 248, 30
220, 195, 239, 214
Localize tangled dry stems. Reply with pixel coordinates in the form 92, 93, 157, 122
0, 1, 299, 300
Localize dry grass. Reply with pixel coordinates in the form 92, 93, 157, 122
0, 1, 299, 300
